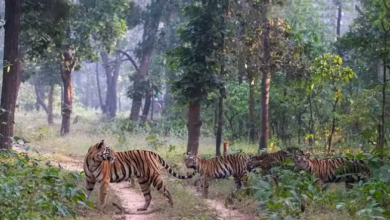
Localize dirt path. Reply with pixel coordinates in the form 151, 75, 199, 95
187, 187, 254, 220
13, 144, 155, 220
13, 144, 255, 220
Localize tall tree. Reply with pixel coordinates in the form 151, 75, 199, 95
0, 0, 22, 149
259, 0, 271, 150
129, 0, 167, 122
168, 0, 224, 156
100, 51, 122, 119
216, 0, 229, 156
21, 0, 129, 135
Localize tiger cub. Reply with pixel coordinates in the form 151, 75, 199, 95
294, 153, 370, 189
185, 152, 252, 198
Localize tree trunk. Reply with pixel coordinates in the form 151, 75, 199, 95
187, 92, 202, 155
142, 90, 152, 122
259, 18, 271, 151
60, 49, 75, 136
249, 76, 255, 142
129, 49, 153, 121
47, 84, 54, 125
96, 60, 104, 112
0, 0, 22, 149
101, 52, 121, 119
118, 96, 122, 112
34, 82, 48, 113
327, 97, 339, 154
336, 2, 342, 38
150, 91, 154, 120
216, 95, 223, 156
129, 0, 165, 122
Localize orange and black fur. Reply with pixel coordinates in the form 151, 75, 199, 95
294, 153, 370, 189
185, 153, 252, 198
84, 140, 195, 211
247, 147, 304, 176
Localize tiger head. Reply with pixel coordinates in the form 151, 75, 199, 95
185, 152, 198, 169
294, 153, 311, 171
246, 154, 258, 171
87, 140, 116, 163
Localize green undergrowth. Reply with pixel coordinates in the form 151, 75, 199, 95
0, 150, 94, 220
250, 156, 390, 220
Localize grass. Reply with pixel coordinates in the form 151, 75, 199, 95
14, 108, 378, 220
14, 109, 233, 219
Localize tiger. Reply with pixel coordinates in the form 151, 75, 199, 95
84, 140, 195, 211
185, 152, 253, 198
247, 147, 305, 176
294, 153, 371, 189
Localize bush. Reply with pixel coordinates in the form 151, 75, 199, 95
250, 154, 390, 220
0, 150, 93, 219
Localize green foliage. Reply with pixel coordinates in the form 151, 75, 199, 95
167, 0, 225, 103
251, 163, 323, 219
21, 0, 129, 61
310, 53, 354, 95
0, 150, 93, 219
146, 134, 167, 151
251, 152, 390, 219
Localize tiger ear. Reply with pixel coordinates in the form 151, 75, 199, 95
305, 153, 310, 159
97, 140, 105, 149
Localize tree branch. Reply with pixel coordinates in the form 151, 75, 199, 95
355, 5, 364, 15
116, 50, 139, 72
383, 0, 390, 11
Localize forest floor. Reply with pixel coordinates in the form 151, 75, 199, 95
13, 144, 255, 220
12, 110, 258, 220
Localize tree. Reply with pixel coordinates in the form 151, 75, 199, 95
339, 0, 390, 157
21, 0, 129, 135
25, 60, 61, 125
129, 0, 167, 122
310, 53, 354, 154
0, 0, 22, 149
168, 0, 224, 156
259, 1, 271, 150
100, 51, 123, 119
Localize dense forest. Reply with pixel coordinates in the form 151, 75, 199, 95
1, 0, 390, 219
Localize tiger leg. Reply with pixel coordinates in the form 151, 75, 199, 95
201, 175, 209, 198
234, 175, 243, 191
151, 174, 173, 207
130, 177, 136, 187
138, 177, 152, 211
98, 180, 110, 210
85, 180, 96, 200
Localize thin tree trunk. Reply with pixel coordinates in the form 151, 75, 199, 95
216, 95, 223, 156
336, 1, 342, 38
327, 98, 339, 155
101, 52, 121, 119
60, 49, 75, 136
187, 91, 202, 155
249, 76, 255, 142
118, 96, 122, 112
34, 82, 48, 113
259, 18, 271, 151
0, 0, 22, 149
142, 90, 152, 122
96, 61, 104, 111
129, 49, 153, 121
47, 85, 54, 125
150, 91, 154, 120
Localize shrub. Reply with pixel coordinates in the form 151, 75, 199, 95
0, 150, 93, 219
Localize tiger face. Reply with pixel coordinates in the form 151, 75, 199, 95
294, 153, 311, 171
88, 140, 115, 163
246, 154, 258, 171
185, 152, 198, 169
